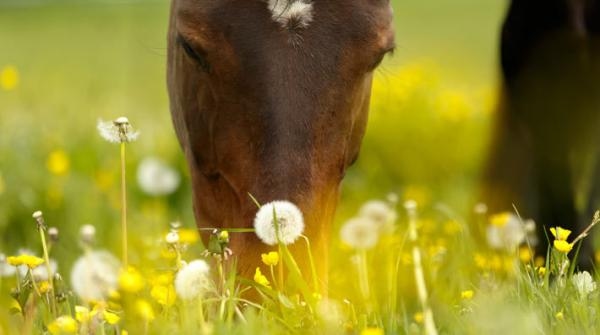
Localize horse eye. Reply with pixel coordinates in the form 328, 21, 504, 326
177, 35, 210, 73
369, 47, 395, 71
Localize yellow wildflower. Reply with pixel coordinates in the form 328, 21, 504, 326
179, 228, 199, 244
151, 285, 176, 306
46, 150, 70, 176
360, 327, 384, 335
0, 66, 19, 91
535, 256, 545, 267
555, 311, 564, 320
39, 281, 51, 294
75, 306, 90, 323
254, 267, 271, 288
461, 290, 474, 300
7, 255, 44, 269
537, 267, 547, 276
135, 299, 155, 321
47, 315, 77, 334
103, 310, 120, 325
550, 227, 571, 241
554, 240, 573, 254
414, 312, 424, 324
118, 267, 145, 293
490, 212, 511, 227
261, 251, 280, 266
519, 246, 533, 263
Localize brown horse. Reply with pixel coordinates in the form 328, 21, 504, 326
167, 0, 395, 280
483, 0, 600, 267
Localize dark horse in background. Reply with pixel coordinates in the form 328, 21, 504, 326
484, 0, 600, 267
167, 0, 394, 280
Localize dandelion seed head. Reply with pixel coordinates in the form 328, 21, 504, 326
340, 217, 379, 250
254, 201, 304, 245
32, 210, 43, 220
165, 231, 179, 244
79, 224, 96, 245
97, 118, 139, 143
572, 271, 596, 297
174, 259, 211, 300
486, 212, 526, 251
71, 250, 120, 302
0, 253, 15, 277
359, 200, 397, 232
137, 157, 181, 196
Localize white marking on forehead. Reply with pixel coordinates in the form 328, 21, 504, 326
267, 0, 313, 29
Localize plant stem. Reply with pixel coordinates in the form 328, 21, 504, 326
38, 228, 57, 316
300, 235, 319, 293
406, 202, 438, 335
120, 142, 128, 267
357, 249, 371, 302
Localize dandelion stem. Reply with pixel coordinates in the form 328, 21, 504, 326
406, 201, 438, 335
120, 142, 128, 267
198, 296, 208, 335
300, 235, 319, 293
38, 224, 57, 316
357, 249, 371, 302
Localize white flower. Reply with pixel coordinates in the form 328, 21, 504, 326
486, 213, 526, 251
340, 217, 379, 250
70, 250, 120, 301
359, 200, 397, 233
0, 253, 16, 277
97, 117, 139, 143
136, 157, 181, 196
174, 259, 211, 300
165, 231, 179, 244
253, 201, 304, 245
572, 271, 597, 298
79, 224, 96, 244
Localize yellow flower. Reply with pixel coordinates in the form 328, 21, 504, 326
39, 281, 52, 294
553, 240, 573, 254
550, 227, 571, 241
490, 212, 511, 227
103, 310, 120, 325
555, 311, 564, 320
519, 246, 533, 263
261, 251, 279, 266
151, 284, 176, 306
135, 299, 155, 321
414, 312, 424, 324
46, 150, 70, 176
537, 267, 547, 276
0, 66, 19, 91
7, 255, 44, 269
461, 290, 474, 300
47, 315, 77, 334
75, 306, 90, 323
118, 267, 145, 293
179, 228, 199, 244
254, 267, 271, 288
360, 327, 384, 335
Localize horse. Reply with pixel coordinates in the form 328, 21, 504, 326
483, 0, 600, 268
166, 0, 395, 281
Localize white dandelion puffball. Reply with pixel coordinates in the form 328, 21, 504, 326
0, 253, 16, 278
572, 271, 597, 298
359, 200, 397, 232
97, 117, 139, 143
486, 213, 526, 251
175, 259, 211, 300
253, 201, 305, 245
70, 250, 120, 302
340, 217, 379, 250
137, 157, 181, 196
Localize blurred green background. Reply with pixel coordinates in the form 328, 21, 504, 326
0, 0, 506, 270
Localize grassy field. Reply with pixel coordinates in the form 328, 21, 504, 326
5, 1, 599, 335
